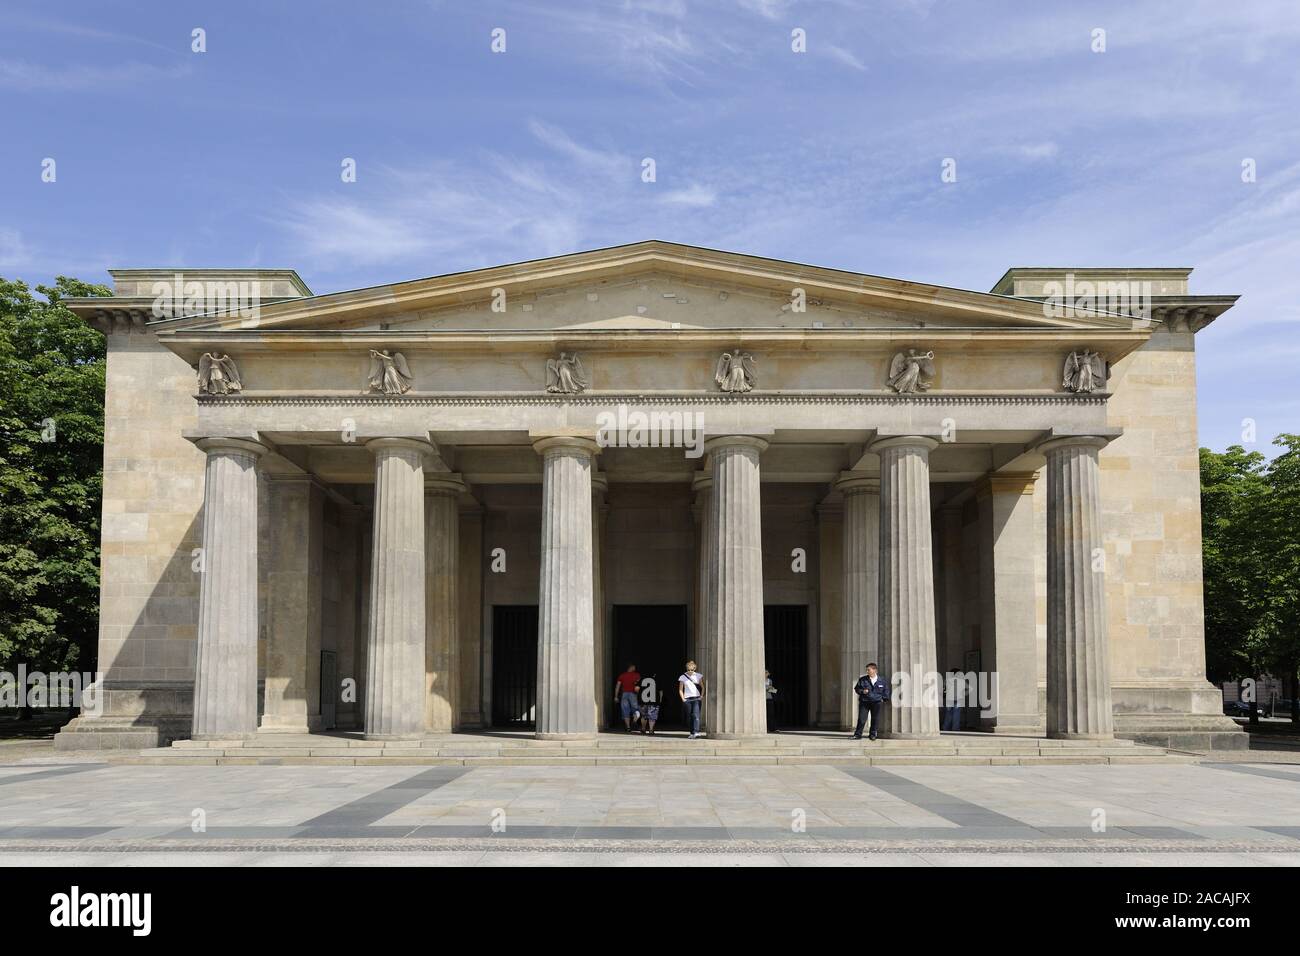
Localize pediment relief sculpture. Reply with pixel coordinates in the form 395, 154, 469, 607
1062, 349, 1108, 394
196, 352, 242, 395
545, 352, 589, 394
714, 350, 756, 393
887, 348, 935, 394
367, 349, 413, 395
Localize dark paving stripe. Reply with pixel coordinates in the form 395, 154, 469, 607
1203, 763, 1300, 783
1252, 827, 1300, 840
0, 764, 104, 786
838, 767, 1028, 828
300, 767, 469, 830
0, 826, 117, 838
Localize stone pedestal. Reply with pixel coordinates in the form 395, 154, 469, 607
533, 437, 599, 739
192, 438, 266, 739
363, 438, 431, 740
1041, 436, 1114, 739
872, 436, 940, 738
977, 473, 1042, 734
706, 436, 768, 738
836, 475, 879, 731
425, 475, 464, 733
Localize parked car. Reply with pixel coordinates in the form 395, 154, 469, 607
1223, 701, 1254, 717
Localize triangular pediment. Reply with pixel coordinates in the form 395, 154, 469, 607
140, 241, 1141, 334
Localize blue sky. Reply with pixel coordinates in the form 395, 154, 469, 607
2, 0, 1297, 452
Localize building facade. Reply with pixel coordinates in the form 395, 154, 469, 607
55, 241, 1245, 750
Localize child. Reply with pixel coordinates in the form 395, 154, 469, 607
640, 694, 662, 735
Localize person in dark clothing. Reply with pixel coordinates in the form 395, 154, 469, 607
765, 669, 779, 734
852, 663, 888, 740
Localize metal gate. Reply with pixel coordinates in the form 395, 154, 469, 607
491, 605, 538, 728
763, 605, 809, 729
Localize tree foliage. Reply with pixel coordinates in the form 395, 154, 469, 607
0, 276, 109, 674
1201, 436, 1300, 716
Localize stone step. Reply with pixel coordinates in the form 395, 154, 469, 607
116, 750, 1196, 768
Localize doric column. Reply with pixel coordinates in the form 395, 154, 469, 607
1040, 436, 1114, 739
364, 438, 431, 740
872, 436, 940, 738
533, 436, 599, 738
335, 505, 362, 729
816, 500, 844, 727
261, 476, 325, 733
976, 473, 1041, 734
692, 472, 715, 732
192, 437, 266, 739
706, 436, 768, 737
591, 473, 609, 730
425, 475, 464, 733
836, 474, 879, 731
456, 504, 484, 729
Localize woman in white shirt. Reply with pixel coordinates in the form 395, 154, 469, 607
678, 660, 704, 739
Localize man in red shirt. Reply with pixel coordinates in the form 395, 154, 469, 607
613, 664, 641, 732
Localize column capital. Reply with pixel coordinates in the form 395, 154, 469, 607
591, 472, 609, 496
704, 434, 769, 455
194, 436, 268, 458
425, 474, 467, 496
870, 435, 939, 454
976, 471, 1038, 498
691, 472, 714, 493
1035, 434, 1111, 456
532, 435, 600, 458
365, 436, 435, 457
835, 472, 880, 495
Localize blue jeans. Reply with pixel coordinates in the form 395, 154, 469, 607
682, 697, 701, 735
942, 705, 961, 731
619, 692, 639, 720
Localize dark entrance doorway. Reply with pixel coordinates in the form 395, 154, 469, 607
611, 605, 688, 730
764, 605, 809, 729
491, 605, 538, 729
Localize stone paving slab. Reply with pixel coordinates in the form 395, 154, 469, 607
1, 761, 1298, 862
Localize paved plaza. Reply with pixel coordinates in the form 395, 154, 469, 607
2, 756, 1299, 865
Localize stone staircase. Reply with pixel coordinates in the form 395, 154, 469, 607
118, 730, 1197, 767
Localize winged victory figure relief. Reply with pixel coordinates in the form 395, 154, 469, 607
545, 352, 589, 394
1062, 349, 1108, 394
196, 352, 243, 395
887, 349, 936, 394
714, 351, 757, 393
367, 349, 414, 395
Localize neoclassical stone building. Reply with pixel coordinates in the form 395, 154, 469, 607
55, 241, 1244, 750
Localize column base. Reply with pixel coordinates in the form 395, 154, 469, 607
1047, 731, 1114, 741
258, 716, 324, 734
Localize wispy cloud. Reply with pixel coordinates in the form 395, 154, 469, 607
0, 57, 189, 91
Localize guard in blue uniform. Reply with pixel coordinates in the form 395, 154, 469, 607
852, 662, 887, 740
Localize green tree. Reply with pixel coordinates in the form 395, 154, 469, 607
1200, 444, 1271, 688
1260, 435, 1300, 722
0, 276, 109, 692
